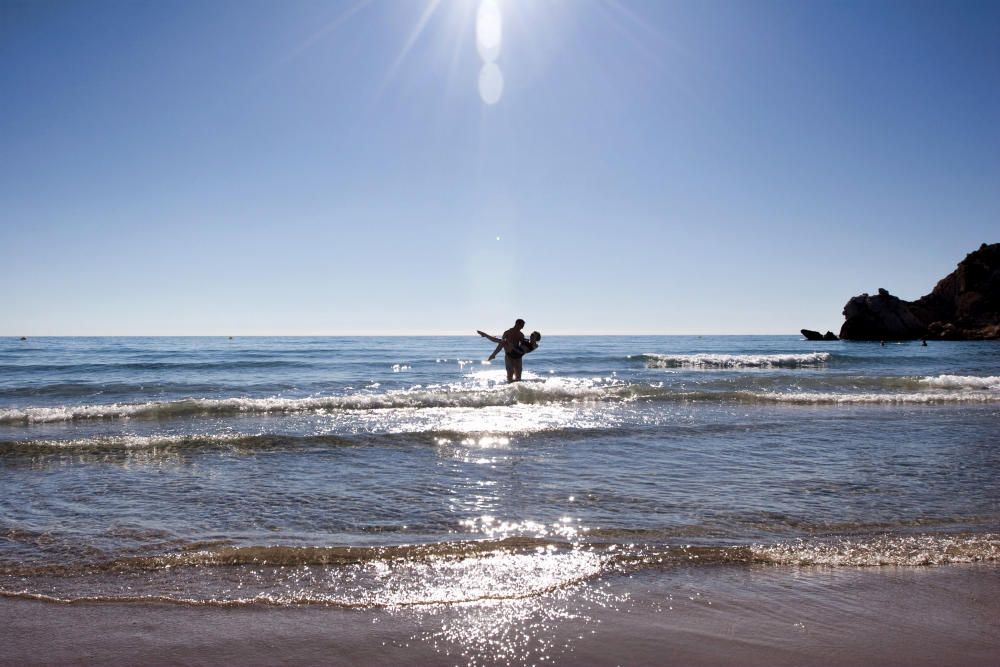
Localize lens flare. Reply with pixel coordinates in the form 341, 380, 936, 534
479, 61, 504, 105
479, 63, 503, 104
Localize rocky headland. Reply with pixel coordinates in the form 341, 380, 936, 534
839, 243, 1000, 340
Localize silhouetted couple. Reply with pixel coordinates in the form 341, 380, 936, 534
477, 318, 541, 383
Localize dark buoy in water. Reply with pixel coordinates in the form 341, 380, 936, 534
228, 336, 234, 340
19, 336, 27, 341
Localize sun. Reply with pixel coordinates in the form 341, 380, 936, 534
285, 0, 665, 109
279, 0, 660, 109
476, 0, 502, 63
476, 0, 504, 104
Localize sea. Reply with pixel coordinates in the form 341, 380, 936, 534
2, 335, 998, 661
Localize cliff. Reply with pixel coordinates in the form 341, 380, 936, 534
839, 243, 1000, 340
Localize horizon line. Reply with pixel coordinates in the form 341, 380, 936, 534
4, 331, 827, 338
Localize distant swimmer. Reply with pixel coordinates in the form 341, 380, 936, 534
19, 336, 27, 341
477, 318, 541, 382
921, 338, 928, 346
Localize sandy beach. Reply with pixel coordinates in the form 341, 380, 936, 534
5, 563, 998, 666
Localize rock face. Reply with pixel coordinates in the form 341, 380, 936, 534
840, 289, 927, 340
840, 243, 1000, 340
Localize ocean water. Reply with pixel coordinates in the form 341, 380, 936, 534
1, 335, 998, 616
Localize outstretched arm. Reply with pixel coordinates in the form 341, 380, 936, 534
477, 330, 504, 361
477, 330, 501, 344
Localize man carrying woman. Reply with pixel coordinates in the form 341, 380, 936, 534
477, 318, 541, 383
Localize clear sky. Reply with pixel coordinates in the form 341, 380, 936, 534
2, 0, 998, 335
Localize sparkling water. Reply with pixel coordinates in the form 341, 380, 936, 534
1, 335, 998, 605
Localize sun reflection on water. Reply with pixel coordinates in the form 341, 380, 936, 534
402, 578, 621, 667
460, 516, 589, 543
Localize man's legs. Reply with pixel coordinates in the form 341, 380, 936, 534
504, 355, 516, 383
512, 358, 523, 382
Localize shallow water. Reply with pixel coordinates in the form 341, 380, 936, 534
1, 336, 998, 616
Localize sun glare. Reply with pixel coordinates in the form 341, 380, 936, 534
281, 0, 662, 111
476, 0, 503, 104
476, 0, 502, 62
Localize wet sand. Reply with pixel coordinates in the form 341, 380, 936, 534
4, 563, 999, 666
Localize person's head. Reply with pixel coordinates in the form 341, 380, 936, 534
529, 331, 541, 343
514, 318, 525, 330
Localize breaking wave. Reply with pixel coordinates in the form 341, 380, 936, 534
640, 352, 831, 369
918, 374, 1000, 390
0, 538, 605, 608
0, 379, 657, 424
2, 376, 999, 425
748, 390, 1000, 404
750, 533, 1000, 567
1, 532, 996, 607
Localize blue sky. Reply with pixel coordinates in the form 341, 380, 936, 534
2, 0, 998, 335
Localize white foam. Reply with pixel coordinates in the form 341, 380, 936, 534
643, 352, 831, 369
918, 374, 1000, 390
3, 370, 996, 425
749, 390, 1000, 404
0, 377, 638, 424
753, 533, 1000, 566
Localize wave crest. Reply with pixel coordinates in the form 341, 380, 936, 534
641, 352, 831, 369
0, 538, 604, 608
0, 379, 657, 425
748, 390, 1000, 404
3, 378, 1000, 425
919, 374, 1000, 390
3, 532, 996, 607
751, 533, 1000, 566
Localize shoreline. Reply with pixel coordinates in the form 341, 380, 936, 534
5, 563, 998, 666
